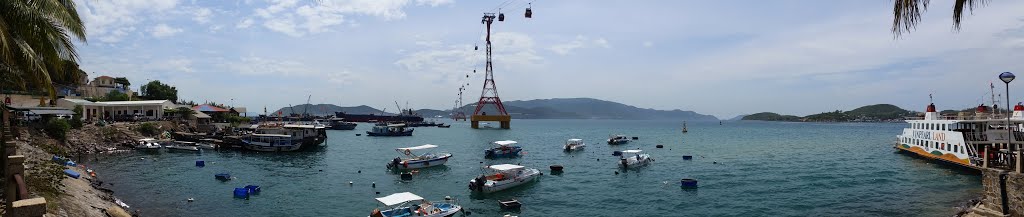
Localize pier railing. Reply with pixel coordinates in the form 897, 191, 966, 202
2, 107, 48, 216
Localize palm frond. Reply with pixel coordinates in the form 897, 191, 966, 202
952, 0, 987, 30
892, 0, 929, 37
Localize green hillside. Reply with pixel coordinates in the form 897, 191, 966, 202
741, 112, 801, 121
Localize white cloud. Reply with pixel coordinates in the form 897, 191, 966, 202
249, 0, 453, 37
222, 56, 315, 76
548, 35, 611, 55
396, 32, 542, 82
151, 24, 183, 38
193, 7, 213, 23
415, 0, 454, 7
236, 18, 255, 29
76, 0, 181, 43
327, 71, 359, 84
643, 41, 654, 47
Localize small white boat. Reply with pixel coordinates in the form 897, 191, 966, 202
607, 134, 629, 145
468, 164, 541, 193
563, 139, 585, 152
368, 192, 462, 217
387, 144, 452, 170
166, 141, 200, 152
241, 134, 301, 152
618, 150, 653, 169
136, 138, 162, 150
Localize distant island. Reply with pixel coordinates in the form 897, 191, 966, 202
741, 104, 915, 122
273, 98, 719, 121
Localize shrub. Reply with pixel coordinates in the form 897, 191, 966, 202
70, 105, 83, 129
45, 118, 71, 140
137, 122, 159, 136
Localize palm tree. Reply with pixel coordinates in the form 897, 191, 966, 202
0, 0, 87, 97
892, 0, 988, 37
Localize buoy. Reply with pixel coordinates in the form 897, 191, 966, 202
680, 178, 698, 189
245, 185, 261, 194
632, 137, 639, 140
375, 191, 380, 195
356, 134, 361, 136
713, 161, 717, 164
682, 156, 693, 160
215, 173, 231, 181
195, 160, 205, 167
233, 188, 249, 198
400, 172, 413, 180
549, 165, 563, 172
612, 151, 622, 156
349, 181, 353, 185
656, 145, 664, 148
358, 170, 361, 173
318, 169, 323, 172
187, 198, 194, 202
372, 182, 376, 188
614, 171, 619, 175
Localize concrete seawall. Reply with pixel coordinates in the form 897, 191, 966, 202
975, 168, 1024, 216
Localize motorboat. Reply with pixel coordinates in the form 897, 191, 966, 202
136, 138, 162, 150
468, 164, 541, 193
165, 141, 200, 152
563, 139, 585, 152
387, 144, 452, 170
607, 134, 629, 145
197, 138, 219, 150
328, 118, 357, 130
368, 192, 462, 217
484, 140, 522, 158
241, 134, 301, 152
617, 149, 653, 169
367, 124, 414, 137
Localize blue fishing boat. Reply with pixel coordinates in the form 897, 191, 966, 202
367, 124, 414, 137
484, 140, 522, 158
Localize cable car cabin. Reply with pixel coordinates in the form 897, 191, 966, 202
525, 8, 532, 18
498, 13, 505, 21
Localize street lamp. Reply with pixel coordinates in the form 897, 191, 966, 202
1000, 72, 1015, 153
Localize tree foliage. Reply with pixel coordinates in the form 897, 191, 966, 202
45, 118, 71, 141
114, 77, 130, 89
140, 80, 178, 101
70, 105, 83, 128
892, 0, 988, 37
99, 90, 129, 101
0, 0, 88, 98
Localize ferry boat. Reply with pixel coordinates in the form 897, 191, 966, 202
563, 139, 585, 152
387, 144, 452, 170
367, 124, 414, 137
368, 192, 462, 217
468, 164, 541, 193
894, 103, 1023, 170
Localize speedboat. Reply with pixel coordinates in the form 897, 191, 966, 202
368, 192, 462, 217
241, 134, 301, 152
563, 139, 585, 152
468, 164, 541, 193
607, 134, 629, 145
136, 138, 162, 150
367, 124, 414, 137
387, 144, 452, 170
617, 150, 653, 169
484, 140, 522, 158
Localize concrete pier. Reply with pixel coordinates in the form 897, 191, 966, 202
470, 115, 511, 129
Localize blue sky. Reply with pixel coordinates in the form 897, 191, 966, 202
73, 0, 1024, 118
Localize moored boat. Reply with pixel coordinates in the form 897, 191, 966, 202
241, 134, 301, 152
328, 118, 358, 130
468, 164, 541, 193
607, 134, 629, 145
165, 141, 200, 152
368, 192, 462, 217
367, 124, 414, 137
387, 144, 452, 170
894, 102, 1024, 170
564, 139, 585, 152
136, 138, 162, 151
617, 149, 653, 169
484, 140, 522, 158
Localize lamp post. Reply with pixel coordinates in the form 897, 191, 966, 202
1000, 72, 1015, 153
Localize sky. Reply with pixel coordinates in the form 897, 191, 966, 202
72, 0, 1024, 119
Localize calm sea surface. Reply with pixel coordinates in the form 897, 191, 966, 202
84, 120, 982, 216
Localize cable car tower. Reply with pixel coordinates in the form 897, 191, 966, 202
471, 13, 511, 129
452, 85, 467, 121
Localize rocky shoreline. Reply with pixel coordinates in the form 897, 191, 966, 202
5, 121, 183, 217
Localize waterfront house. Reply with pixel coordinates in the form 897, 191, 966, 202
57, 99, 176, 121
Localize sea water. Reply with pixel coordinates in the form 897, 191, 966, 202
84, 120, 981, 216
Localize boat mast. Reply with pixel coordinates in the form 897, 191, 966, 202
991, 82, 1001, 115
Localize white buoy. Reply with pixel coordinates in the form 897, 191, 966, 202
187, 198, 194, 202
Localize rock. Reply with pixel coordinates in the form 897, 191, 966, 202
105, 205, 132, 217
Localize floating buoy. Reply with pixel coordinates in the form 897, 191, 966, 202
682, 156, 692, 160
614, 171, 619, 175
612, 151, 622, 156
656, 145, 664, 148
400, 172, 413, 180
372, 182, 376, 188
349, 181, 353, 185
632, 137, 639, 140
233, 188, 249, 198
195, 160, 205, 167
375, 191, 380, 195
356, 134, 361, 136
245, 185, 261, 194
680, 178, 698, 189
215, 173, 231, 181
358, 170, 361, 173
187, 198, 194, 202
549, 165, 563, 172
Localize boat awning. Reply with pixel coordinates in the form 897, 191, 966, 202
283, 124, 316, 129
621, 149, 643, 153
493, 140, 517, 146
488, 164, 524, 171
376, 192, 423, 206
397, 144, 438, 151
568, 139, 582, 142
387, 124, 406, 127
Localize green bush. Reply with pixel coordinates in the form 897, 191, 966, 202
70, 105, 83, 129
137, 122, 159, 136
45, 118, 71, 140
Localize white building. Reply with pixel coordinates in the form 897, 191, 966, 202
57, 99, 176, 120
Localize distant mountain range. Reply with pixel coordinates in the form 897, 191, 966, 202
740, 104, 914, 122
272, 98, 718, 121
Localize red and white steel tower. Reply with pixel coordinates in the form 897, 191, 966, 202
471, 13, 511, 129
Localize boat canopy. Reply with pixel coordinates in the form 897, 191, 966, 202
250, 134, 293, 138
488, 164, 524, 171
375, 192, 423, 206
493, 140, 518, 146
387, 124, 407, 127
568, 139, 583, 142
139, 138, 157, 142
396, 144, 438, 151
283, 124, 317, 129
621, 149, 643, 153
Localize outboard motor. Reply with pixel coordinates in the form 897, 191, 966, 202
469, 175, 486, 191
388, 157, 401, 169
620, 158, 628, 168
